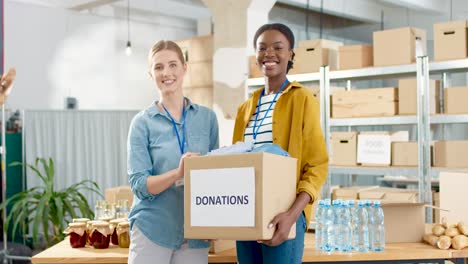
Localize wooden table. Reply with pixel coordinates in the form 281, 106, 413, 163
32, 233, 468, 264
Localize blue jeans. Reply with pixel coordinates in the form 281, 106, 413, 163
236, 212, 307, 264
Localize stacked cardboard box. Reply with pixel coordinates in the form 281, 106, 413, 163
339, 45, 373, 70
176, 35, 213, 108
105, 185, 134, 207
433, 141, 468, 168
331, 88, 398, 118
392, 141, 418, 166
289, 39, 343, 74
398, 79, 440, 115
444, 87, 468, 114
330, 132, 358, 166
434, 20, 468, 61
373, 27, 426, 66
357, 131, 409, 166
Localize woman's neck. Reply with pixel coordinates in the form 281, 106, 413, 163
264, 75, 287, 95
159, 92, 185, 121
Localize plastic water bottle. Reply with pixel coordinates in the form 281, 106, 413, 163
371, 200, 385, 251
347, 200, 356, 251
338, 202, 352, 252
332, 200, 341, 250
365, 200, 373, 250
323, 201, 335, 252
354, 200, 370, 252
315, 200, 324, 250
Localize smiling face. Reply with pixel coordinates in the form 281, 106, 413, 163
255, 29, 292, 78
149, 49, 187, 96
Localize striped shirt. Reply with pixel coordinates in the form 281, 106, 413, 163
244, 92, 282, 147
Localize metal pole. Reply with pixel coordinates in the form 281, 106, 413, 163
416, 56, 433, 223
320, 66, 331, 199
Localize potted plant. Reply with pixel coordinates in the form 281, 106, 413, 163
0, 157, 102, 247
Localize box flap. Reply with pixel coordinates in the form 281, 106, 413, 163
434, 20, 468, 31
298, 39, 343, 50
331, 132, 357, 141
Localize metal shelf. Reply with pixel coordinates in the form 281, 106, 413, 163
429, 58, 468, 74
329, 64, 417, 81
246, 72, 321, 86
430, 114, 468, 124
329, 166, 418, 176
330, 115, 417, 127
378, 176, 439, 187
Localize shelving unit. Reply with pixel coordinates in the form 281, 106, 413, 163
246, 58, 468, 223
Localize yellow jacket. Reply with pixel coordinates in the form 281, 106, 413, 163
232, 81, 329, 224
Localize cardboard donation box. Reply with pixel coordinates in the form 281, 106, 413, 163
382, 203, 425, 242
398, 79, 440, 115
184, 152, 297, 240
359, 187, 418, 203
332, 186, 378, 201
434, 141, 468, 168
444, 87, 468, 114
339, 45, 373, 70
434, 20, 468, 61
105, 185, 133, 207
373, 27, 426, 66
440, 172, 468, 224
331, 88, 398, 118
357, 131, 409, 166
392, 141, 418, 166
330, 132, 357, 166
290, 39, 343, 74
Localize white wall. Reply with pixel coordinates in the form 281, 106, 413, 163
4, 1, 197, 110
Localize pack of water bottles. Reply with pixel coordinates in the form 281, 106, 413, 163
315, 199, 385, 252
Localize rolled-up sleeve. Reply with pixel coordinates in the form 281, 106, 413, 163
296, 96, 329, 204
127, 114, 156, 200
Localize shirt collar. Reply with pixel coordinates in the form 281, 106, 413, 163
251, 81, 301, 100
147, 97, 198, 118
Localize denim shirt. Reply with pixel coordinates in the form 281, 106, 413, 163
127, 98, 219, 250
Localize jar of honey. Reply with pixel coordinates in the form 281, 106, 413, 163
109, 218, 126, 245
90, 221, 111, 249
65, 222, 87, 248
116, 221, 130, 248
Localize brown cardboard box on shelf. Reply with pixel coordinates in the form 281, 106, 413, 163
382, 203, 425, 242
248, 56, 263, 78
332, 186, 379, 200
339, 45, 373, 70
373, 27, 426, 66
440, 172, 468, 223
433, 141, 468, 168
434, 20, 468, 61
183, 86, 213, 108
398, 79, 440, 115
185, 62, 213, 88
357, 131, 409, 166
392, 141, 418, 166
444, 87, 468, 114
331, 87, 398, 118
209, 240, 236, 253
290, 39, 343, 74
330, 132, 357, 166
184, 152, 297, 240
176, 35, 213, 63
359, 187, 418, 203
105, 185, 134, 207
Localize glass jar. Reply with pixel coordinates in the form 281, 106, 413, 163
86, 220, 106, 246
109, 218, 126, 245
94, 200, 106, 220
116, 200, 130, 218
90, 222, 111, 249
116, 221, 130, 248
65, 222, 87, 248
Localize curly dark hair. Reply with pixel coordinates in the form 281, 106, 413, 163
253, 23, 295, 73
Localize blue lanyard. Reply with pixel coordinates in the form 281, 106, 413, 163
161, 101, 187, 155
252, 79, 289, 141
